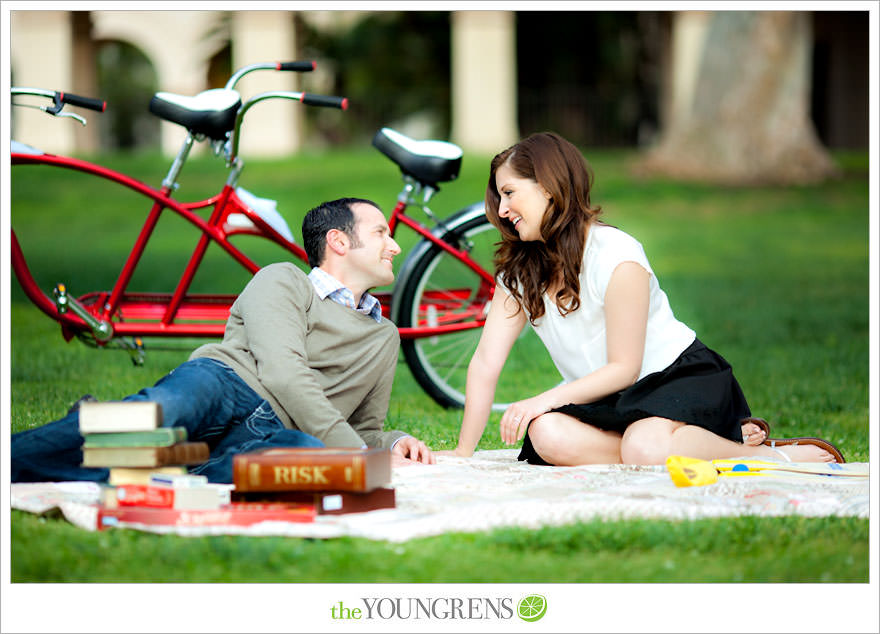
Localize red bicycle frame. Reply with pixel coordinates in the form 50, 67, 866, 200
12, 70, 516, 410
11, 152, 493, 343
386, 198, 495, 338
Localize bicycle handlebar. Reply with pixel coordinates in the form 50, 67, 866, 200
227, 90, 349, 165
302, 93, 349, 110
225, 60, 316, 90
277, 61, 316, 72
58, 91, 106, 112
12, 87, 107, 113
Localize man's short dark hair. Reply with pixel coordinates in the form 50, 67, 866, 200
302, 197, 379, 268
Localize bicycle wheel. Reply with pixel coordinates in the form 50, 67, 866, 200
396, 210, 561, 410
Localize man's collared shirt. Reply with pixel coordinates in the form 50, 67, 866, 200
308, 267, 383, 324
307, 266, 403, 451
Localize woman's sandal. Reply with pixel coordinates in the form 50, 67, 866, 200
741, 417, 846, 463
763, 437, 846, 463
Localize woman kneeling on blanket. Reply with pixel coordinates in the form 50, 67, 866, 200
444, 132, 845, 466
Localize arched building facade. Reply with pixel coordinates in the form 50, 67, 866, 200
10, 9, 519, 156
10, 10, 867, 158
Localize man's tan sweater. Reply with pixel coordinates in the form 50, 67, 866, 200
190, 262, 406, 449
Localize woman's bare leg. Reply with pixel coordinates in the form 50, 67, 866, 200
620, 417, 837, 464
526, 412, 622, 465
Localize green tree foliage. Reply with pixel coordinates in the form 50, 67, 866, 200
300, 12, 451, 143
516, 12, 666, 147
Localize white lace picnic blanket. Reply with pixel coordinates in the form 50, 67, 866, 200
10, 450, 869, 542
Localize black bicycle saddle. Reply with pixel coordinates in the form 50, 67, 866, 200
149, 88, 242, 141
372, 127, 463, 188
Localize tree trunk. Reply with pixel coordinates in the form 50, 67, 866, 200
636, 11, 838, 185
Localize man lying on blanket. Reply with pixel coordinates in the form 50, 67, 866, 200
12, 198, 435, 484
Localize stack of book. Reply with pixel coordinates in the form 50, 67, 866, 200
84, 402, 316, 529
78, 401, 209, 483
231, 446, 396, 515
97, 471, 316, 529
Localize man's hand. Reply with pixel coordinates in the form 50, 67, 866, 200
391, 436, 435, 465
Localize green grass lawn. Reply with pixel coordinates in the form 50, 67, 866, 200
7, 145, 871, 590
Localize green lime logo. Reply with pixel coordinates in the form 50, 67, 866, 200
517, 594, 547, 622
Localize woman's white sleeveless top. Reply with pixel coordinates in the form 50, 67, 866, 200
500, 224, 696, 383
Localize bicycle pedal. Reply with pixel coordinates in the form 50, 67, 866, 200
53, 283, 70, 313
53, 282, 113, 342
125, 337, 146, 366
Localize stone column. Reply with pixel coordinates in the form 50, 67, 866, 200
90, 10, 227, 156
231, 11, 301, 157
10, 11, 76, 154
71, 11, 100, 154
450, 11, 519, 154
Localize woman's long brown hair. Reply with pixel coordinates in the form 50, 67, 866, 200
485, 132, 602, 324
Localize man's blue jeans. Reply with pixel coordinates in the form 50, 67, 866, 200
11, 357, 323, 483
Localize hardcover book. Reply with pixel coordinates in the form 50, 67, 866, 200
149, 473, 208, 488
83, 427, 187, 448
232, 487, 396, 514
108, 466, 188, 486
78, 401, 162, 434
82, 442, 209, 468
232, 447, 391, 492
97, 502, 316, 529
101, 483, 232, 510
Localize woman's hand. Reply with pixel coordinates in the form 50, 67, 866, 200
499, 394, 557, 445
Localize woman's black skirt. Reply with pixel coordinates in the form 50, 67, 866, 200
518, 338, 752, 464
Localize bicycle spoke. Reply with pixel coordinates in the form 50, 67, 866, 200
400, 208, 560, 410
415, 330, 478, 363
420, 282, 478, 304
432, 338, 475, 384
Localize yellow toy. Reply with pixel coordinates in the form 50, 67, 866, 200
665, 455, 719, 487
667, 455, 867, 487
